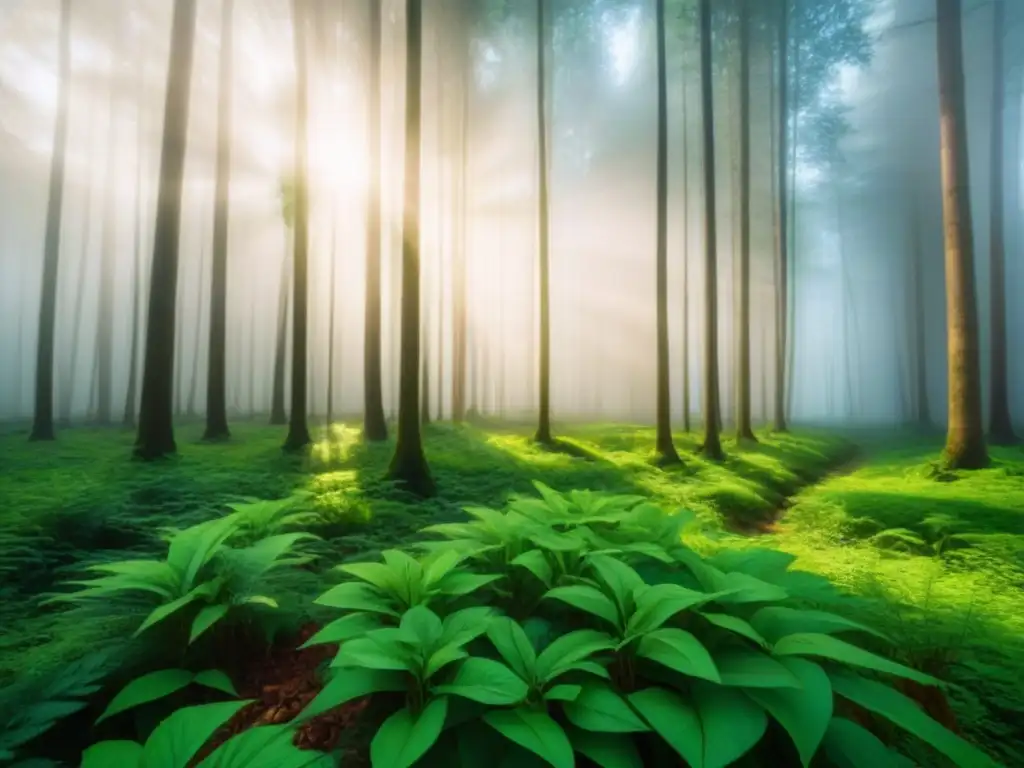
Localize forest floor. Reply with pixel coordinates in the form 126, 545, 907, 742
0, 421, 1022, 764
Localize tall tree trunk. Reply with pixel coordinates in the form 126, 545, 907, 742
681, 50, 691, 433
988, 0, 1016, 444
134, 0, 197, 459
95, 48, 119, 426
452, 25, 469, 423
654, 0, 680, 463
936, 0, 988, 468
270, 245, 290, 424
124, 59, 147, 428
773, 0, 790, 432
186, 242, 207, 417
204, 0, 234, 441
30, 0, 72, 441
534, 0, 553, 445
326, 216, 338, 426
62, 160, 94, 425
736, 0, 755, 441
387, 0, 434, 495
421, 262, 432, 427
362, 0, 387, 440
909, 194, 931, 426
284, 0, 312, 452
699, 0, 723, 460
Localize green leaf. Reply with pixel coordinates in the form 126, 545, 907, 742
829, 670, 1001, 768
821, 717, 905, 768
483, 708, 574, 768
400, 606, 444, 648
190, 604, 230, 644
436, 572, 502, 597
133, 591, 202, 637
332, 635, 413, 672
140, 700, 253, 768
626, 584, 722, 637
301, 612, 384, 647
336, 562, 398, 592
422, 550, 463, 587
298, 668, 406, 722
530, 529, 586, 552
715, 649, 801, 688
512, 549, 554, 587
751, 607, 891, 645
371, 698, 449, 768
434, 657, 529, 705
532, 481, 570, 516
699, 612, 768, 648
197, 724, 334, 767
692, 682, 768, 768
424, 641, 470, 679
487, 617, 538, 682
565, 726, 643, 768
628, 687, 702, 767
441, 606, 496, 646
544, 685, 582, 702
193, 669, 238, 697
80, 740, 143, 768
237, 594, 278, 609
544, 585, 620, 628
773, 633, 942, 687
706, 570, 789, 604
744, 657, 832, 767
535, 630, 616, 682
636, 628, 720, 683
563, 660, 612, 680
97, 669, 194, 724
563, 682, 649, 733
315, 581, 398, 616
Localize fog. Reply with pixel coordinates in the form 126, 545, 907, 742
0, 0, 1022, 431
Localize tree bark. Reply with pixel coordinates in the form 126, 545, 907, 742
936, 0, 988, 468
681, 48, 691, 433
134, 0, 197, 459
736, 0, 755, 441
534, 0, 553, 445
95, 45, 119, 425
270, 245, 290, 424
773, 0, 790, 432
124, 56, 147, 428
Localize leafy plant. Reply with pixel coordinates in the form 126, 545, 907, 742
224, 492, 318, 545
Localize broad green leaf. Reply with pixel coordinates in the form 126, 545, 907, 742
237, 594, 278, 609
715, 649, 801, 688
488, 617, 538, 682
692, 682, 768, 768
533, 481, 570, 515
703, 570, 788, 604
530, 529, 586, 552
636, 628, 720, 683
140, 700, 253, 768
512, 549, 554, 587
337, 562, 398, 591
561, 660, 612, 680
536, 630, 616, 682
301, 612, 383, 648
829, 670, 1001, 768
193, 669, 238, 696
400, 606, 444, 648
745, 657, 832, 767
81, 740, 143, 768
544, 684, 582, 702
134, 591, 202, 637
821, 717, 906, 768
371, 698, 449, 768
169, 517, 239, 590
441, 606, 496, 646
197, 724, 335, 767
565, 726, 643, 768
563, 682, 649, 733
314, 581, 399, 616
751, 607, 891, 645
424, 641, 470, 679
699, 612, 768, 648
587, 554, 644, 616
773, 634, 942, 687
626, 584, 722, 637
422, 550, 463, 587
628, 687, 702, 767
436, 572, 502, 597
332, 636, 413, 672
434, 657, 529, 705
483, 707, 574, 768
97, 669, 194, 724
190, 604, 230, 644
543, 585, 620, 628
298, 668, 406, 722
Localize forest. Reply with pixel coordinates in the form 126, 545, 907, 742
0, 0, 1022, 765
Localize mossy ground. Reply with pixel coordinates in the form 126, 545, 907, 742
0, 421, 1021, 764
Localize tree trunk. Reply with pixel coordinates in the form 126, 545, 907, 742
773, 0, 790, 432
362, 0, 388, 441
699, 0, 723, 460
909, 191, 931, 426
30, 0, 72, 441
186, 242, 207, 417
124, 58, 147, 428
95, 48, 119, 426
935, 0, 988, 468
987, 0, 1016, 444
452, 39, 469, 423
134, 0, 197, 459
387, 0, 434, 496
203, 0, 234, 441
270, 245, 290, 424
283, 0, 312, 452
62, 157, 94, 425
681, 49, 691, 433
654, 0, 680, 463
326, 216, 338, 426
534, 0, 553, 445
736, 0, 755, 441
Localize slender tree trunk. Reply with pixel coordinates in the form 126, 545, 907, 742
124, 61, 146, 428
284, 0, 312, 452
30, 0, 72, 441
452, 45, 469, 423
203, 0, 234, 440
362, 0, 387, 441
936, 0, 988, 468
186, 242, 207, 417
421, 257, 432, 427
699, 0, 723, 460
654, 0, 680, 463
681, 50, 691, 433
387, 0, 434, 496
736, 0, 755, 441
773, 0, 790, 432
270, 244, 290, 424
95, 49, 119, 426
326, 216, 338, 426
910, 195, 931, 426
988, 0, 1016, 443
535, 0, 553, 445
134, 0, 197, 459
62, 163, 94, 425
